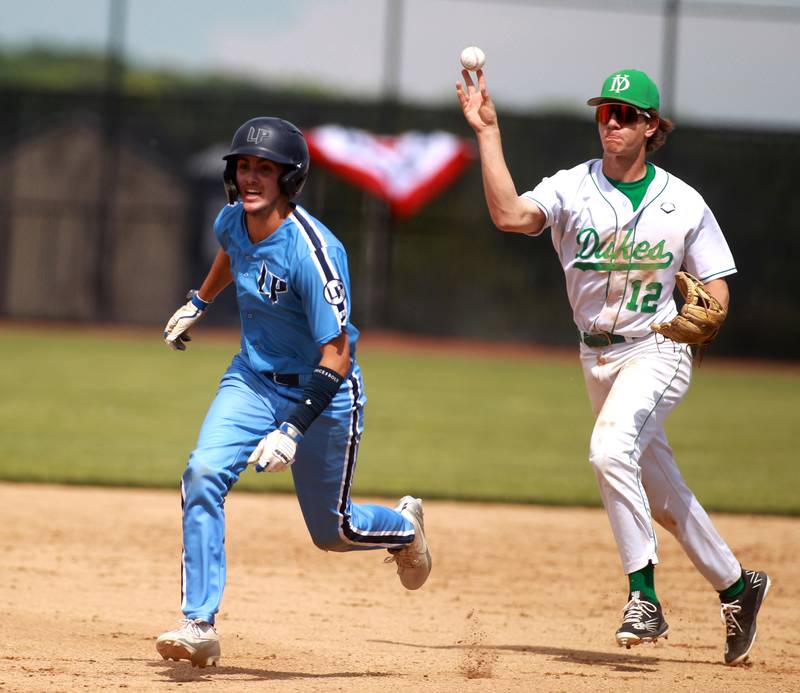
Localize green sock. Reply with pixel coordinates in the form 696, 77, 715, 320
628, 562, 658, 603
718, 574, 745, 601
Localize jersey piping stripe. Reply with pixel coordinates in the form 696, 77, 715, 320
523, 193, 549, 234
700, 267, 737, 281
336, 371, 414, 546
587, 162, 619, 332
609, 172, 671, 334
291, 208, 349, 328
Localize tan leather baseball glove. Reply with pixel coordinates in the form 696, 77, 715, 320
650, 271, 727, 362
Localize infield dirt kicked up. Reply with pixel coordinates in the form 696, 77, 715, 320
1, 483, 797, 692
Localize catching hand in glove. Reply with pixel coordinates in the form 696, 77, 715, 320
651, 271, 728, 362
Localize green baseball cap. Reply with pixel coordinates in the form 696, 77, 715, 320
587, 69, 660, 111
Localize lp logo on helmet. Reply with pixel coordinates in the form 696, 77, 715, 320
247, 127, 270, 145
610, 74, 631, 93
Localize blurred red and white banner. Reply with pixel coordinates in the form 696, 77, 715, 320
305, 125, 474, 218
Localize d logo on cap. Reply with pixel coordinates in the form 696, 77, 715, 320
609, 74, 631, 94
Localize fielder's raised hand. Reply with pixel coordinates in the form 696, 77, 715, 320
456, 69, 498, 133
248, 423, 304, 473
163, 290, 209, 351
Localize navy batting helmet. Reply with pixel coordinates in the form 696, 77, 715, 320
222, 117, 309, 204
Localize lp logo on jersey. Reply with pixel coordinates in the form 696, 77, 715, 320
610, 74, 630, 93
257, 262, 288, 304
324, 279, 347, 327
324, 279, 346, 305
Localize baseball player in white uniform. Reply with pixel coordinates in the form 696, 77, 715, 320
457, 67, 770, 665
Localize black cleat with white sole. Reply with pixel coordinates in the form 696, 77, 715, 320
615, 591, 669, 649
721, 569, 771, 666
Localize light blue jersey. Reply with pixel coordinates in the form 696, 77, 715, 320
215, 203, 360, 375
179, 202, 413, 626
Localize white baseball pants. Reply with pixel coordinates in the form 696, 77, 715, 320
580, 334, 741, 590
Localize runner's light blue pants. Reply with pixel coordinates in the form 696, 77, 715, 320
179, 353, 414, 624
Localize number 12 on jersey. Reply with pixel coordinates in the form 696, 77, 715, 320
625, 280, 662, 313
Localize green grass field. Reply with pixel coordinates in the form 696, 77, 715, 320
1, 326, 797, 514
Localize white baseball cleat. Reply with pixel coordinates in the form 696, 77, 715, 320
386, 496, 432, 590
156, 619, 220, 667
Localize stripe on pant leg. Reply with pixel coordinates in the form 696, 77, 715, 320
180, 478, 187, 613
627, 346, 688, 557
336, 371, 414, 546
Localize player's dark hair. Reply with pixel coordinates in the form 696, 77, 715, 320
646, 111, 674, 153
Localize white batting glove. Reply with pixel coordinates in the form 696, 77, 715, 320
163, 291, 209, 351
247, 423, 304, 473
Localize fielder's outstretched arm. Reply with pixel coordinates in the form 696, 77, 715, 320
456, 69, 545, 235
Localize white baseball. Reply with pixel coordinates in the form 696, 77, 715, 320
460, 46, 485, 71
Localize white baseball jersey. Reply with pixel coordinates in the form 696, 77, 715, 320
522, 159, 736, 337
523, 158, 742, 588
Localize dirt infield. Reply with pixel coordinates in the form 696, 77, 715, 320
1, 483, 797, 692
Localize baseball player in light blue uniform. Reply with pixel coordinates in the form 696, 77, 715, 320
156, 117, 432, 668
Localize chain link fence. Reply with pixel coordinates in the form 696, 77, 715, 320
1, 86, 797, 358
